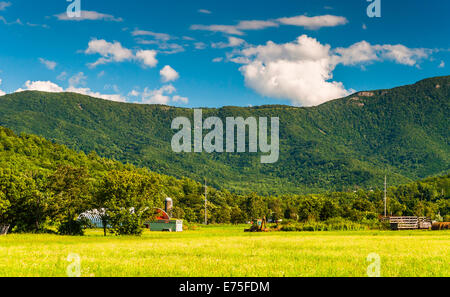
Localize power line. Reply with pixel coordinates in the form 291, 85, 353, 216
204, 178, 207, 225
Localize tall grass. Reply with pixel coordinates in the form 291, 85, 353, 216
278, 218, 382, 232
0, 226, 448, 277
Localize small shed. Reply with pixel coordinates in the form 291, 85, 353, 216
148, 219, 183, 232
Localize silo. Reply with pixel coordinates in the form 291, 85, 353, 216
165, 197, 173, 218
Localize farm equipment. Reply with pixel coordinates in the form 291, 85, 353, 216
245, 217, 269, 232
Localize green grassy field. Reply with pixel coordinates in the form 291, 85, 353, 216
0, 226, 448, 277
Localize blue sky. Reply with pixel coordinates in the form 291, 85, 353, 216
0, 0, 448, 107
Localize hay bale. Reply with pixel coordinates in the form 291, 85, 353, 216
432, 222, 450, 230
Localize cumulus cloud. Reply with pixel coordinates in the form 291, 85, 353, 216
334, 41, 431, 66
237, 35, 349, 107
141, 84, 188, 105
85, 39, 133, 67
439, 61, 445, 68
230, 35, 433, 106
85, 39, 158, 68
160, 65, 179, 82
16, 80, 64, 93
55, 11, 123, 22
14, 80, 126, 102
277, 15, 348, 30
135, 50, 158, 67
142, 84, 176, 104
66, 86, 126, 102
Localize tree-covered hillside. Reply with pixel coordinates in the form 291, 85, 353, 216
0, 76, 448, 194
0, 126, 448, 235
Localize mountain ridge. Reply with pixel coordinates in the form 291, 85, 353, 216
0, 75, 449, 194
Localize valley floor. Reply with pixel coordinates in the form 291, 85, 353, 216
0, 226, 448, 277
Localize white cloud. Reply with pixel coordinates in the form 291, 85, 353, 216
236, 35, 348, 106
135, 39, 185, 54
191, 14, 343, 35
0, 1, 11, 11
66, 86, 126, 102
68, 72, 87, 87
55, 11, 123, 22
132, 30, 171, 41
334, 41, 431, 66
0, 77, 4, 96
277, 15, 348, 30
141, 84, 188, 105
236, 20, 279, 30
191, 20, 278, 35
85, 39, 134, 67
212, 57, 223, 63
135, 50, 158, 67
14, 80, 126, 102
128, 90, 140, 97
16, 80, 64, 93
198, 9, 212, 14
172, 95, 189, 103
142, 84, 176, 104
85, 39, 158, 68
231, 35, 433, 106
362, 23, 367, 30
190, 24, 244, 36
212, 36, 246, 49
160, 65, 179, 82
39, 58, 57, 70
439, 61, 445, 68
333, 41, 379, 65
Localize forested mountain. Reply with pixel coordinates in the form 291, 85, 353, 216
0, 126, 448, 234
0, 76, 448, 194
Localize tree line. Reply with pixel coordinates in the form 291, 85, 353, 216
0, 126, 448, 235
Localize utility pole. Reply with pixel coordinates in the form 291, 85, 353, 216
204, 178, 208, 225
384, 175, 387, 218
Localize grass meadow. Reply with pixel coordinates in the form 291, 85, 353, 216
0, 225, 448, 277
